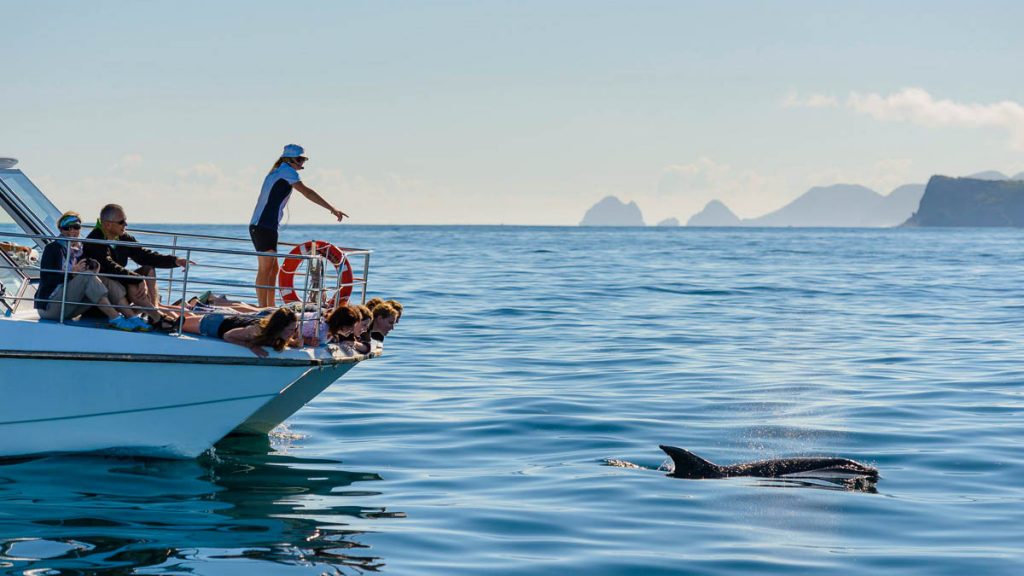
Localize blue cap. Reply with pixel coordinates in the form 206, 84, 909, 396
282, 144, 305, 158
58, 213, 81, 229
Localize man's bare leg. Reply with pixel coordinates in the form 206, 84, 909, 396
135, 266, 160, 309
126, 281, 161, 323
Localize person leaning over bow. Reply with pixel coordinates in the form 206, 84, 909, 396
82, 203, 192, 324
249, 144, 348, 308
0, 241, 32, 257
35, 211, 148, 330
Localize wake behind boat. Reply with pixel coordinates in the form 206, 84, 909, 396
0, 158, 379, 458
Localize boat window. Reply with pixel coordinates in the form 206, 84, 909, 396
0, 171, 62, 233
0, 207, 15, 226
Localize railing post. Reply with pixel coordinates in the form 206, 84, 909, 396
166, 235, 178, 302
361, 252, 371, 305
314, 253, 325, 346
58, 238, 72, 324
299, 244, 313, 343
332, 253, 344, 309
176, 249, 191, 336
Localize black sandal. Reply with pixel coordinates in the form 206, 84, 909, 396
152, 315, 178, 333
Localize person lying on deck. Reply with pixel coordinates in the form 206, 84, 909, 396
325, 304, 366, 353
355, 304, 372, 338
362, 301, 399, 348
179, 307, 300, 357
0, 241, 32, 257
364, 298, 403, 324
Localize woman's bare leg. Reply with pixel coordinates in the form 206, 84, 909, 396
256, 251, 278, 308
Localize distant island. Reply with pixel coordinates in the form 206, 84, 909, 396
579, 195, 645, 226
686, 200, 742, 226
903, 176, 1024, 227
581, 170, 1024, 228
736, 183, 925, 227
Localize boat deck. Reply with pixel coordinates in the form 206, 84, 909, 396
2, 307, 374, 367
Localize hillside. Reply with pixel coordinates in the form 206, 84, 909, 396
903, 176, 1024, 227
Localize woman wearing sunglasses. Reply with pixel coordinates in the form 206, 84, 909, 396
249, 144, 348, 307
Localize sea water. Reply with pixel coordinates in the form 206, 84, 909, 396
2, 225, 1023, 575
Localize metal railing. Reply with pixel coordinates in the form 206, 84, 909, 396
0, 227, 372, 347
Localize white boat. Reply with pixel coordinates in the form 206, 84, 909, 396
0, 158, 377, 458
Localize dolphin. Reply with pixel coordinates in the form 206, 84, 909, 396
659, 445, 878, 480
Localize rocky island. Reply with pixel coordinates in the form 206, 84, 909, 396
903, 176, 1024, 227
579, 196, 645, 226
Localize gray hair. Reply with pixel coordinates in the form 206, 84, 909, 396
100, 204, 125, 222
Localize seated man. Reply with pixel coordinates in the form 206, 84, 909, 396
34, 211, 147, 330
82, 204, 191, 323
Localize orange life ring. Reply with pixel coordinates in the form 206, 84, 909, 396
277, 240, 353, 305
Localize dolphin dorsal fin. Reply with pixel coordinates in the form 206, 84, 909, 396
659, 445, 722, 479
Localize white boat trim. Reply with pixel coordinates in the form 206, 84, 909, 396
0, 349, 354, 367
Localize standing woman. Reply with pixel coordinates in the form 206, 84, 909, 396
249, 144, 348, 307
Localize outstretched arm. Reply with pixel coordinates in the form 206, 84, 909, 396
223, 326, 268, 357
294, 181, 348, 221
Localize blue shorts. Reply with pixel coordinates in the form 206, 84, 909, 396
198, 314, 227, 338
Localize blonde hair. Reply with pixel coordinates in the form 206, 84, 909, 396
371, 302, 398, 321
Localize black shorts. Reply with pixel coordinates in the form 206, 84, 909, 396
249, 225, 278, 252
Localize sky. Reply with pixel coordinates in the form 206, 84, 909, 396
3, 0, 1024, 225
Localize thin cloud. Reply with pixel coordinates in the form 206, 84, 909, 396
847, 88, 1024, 149
787, 87, 1024, 150
781, 91, 840, 109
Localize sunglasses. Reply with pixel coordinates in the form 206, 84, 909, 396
104, 219, 128, 226
61, 223, 82, 231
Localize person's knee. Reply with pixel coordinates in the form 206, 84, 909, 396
83, 275, 109, 303
136, 265, 156, 278
107, 281, 127, 303
127, 282, 148, 302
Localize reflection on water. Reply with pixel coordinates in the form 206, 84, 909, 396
755, 475, 879, 493
0, 435, 403, 574
603, 458, 879, 493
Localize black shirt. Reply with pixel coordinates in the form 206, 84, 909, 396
218, 315, 261, 338
82, 227, 179, 285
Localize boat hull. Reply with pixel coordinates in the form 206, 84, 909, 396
0, 357, 308, 458
231, 361, 356, 435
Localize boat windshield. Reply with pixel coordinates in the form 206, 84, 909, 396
0, 170, 62, 234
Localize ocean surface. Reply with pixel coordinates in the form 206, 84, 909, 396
2, 225, 1024, 575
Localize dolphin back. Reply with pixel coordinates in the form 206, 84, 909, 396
722, 457, 879, 479
659, 445, 723, 479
